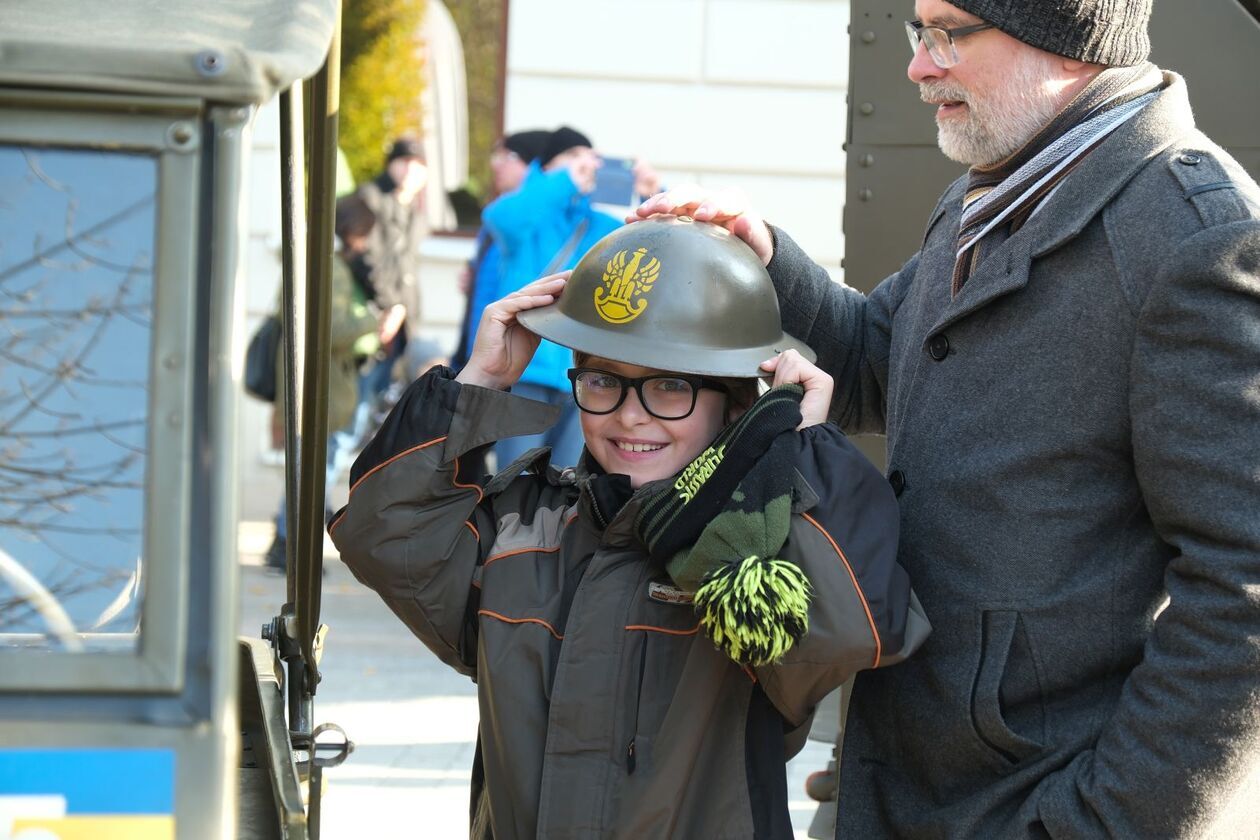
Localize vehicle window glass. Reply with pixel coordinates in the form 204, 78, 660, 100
0, 144, 156, 653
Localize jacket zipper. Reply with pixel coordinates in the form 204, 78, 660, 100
626, 635, 648, 774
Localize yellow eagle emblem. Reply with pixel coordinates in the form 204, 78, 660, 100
594, 247, 661, 324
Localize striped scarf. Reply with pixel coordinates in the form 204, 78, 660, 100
953, 63, 1164, 296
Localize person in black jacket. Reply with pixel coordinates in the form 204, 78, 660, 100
349, 136, 429, 442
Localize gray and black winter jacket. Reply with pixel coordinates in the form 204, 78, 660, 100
330, 367, 929, 839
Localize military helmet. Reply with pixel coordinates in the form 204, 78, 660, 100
517, 215, 815, 378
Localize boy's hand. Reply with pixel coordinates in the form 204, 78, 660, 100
630, 184, 774, 266
456, 273, 569, 390
760, 350, 833, 428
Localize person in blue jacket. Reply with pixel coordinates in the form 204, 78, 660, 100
451, 129, 551, 373
480, 126, 623, 469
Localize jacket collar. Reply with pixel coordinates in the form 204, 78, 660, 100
1022, 70, 1192, 259
928, 71, 1194, 336
576, 459, 821, 548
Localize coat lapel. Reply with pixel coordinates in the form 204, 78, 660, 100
928, 233, 1035, 336
926, 71, 1195, 338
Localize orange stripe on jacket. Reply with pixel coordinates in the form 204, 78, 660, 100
335, 438, 486, 544
452, 454, 485, 504
485, 543, 562, 568
801, 511, 882, 668
478, 609, 563, 640
624, 624, 700, 636
347, 436, 446, 496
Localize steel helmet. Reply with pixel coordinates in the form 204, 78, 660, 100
517, 215, 814, 377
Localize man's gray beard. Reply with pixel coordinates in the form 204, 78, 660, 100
923, 52, 1065, 167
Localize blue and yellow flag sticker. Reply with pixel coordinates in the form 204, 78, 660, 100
0, 748, 175, 839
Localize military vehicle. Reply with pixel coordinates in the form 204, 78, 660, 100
0, 2, 353, 837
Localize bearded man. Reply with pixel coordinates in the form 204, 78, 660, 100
637, 0, 1260, 836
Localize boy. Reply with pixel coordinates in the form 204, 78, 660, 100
330, 217, 928, 838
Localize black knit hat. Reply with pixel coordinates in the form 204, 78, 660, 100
386, 136, 426, 163
951, 0, 1151, 66
540, 126, 593, 167
502, 129, 550, 164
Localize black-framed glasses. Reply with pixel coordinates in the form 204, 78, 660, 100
905, 19, 995, 68
567, 368, 729, 421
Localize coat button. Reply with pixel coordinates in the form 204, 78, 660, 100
928, 333, 950, 361
1178, 153, 1202, 166
888, 469, 906, 497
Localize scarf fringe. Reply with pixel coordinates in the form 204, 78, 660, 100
695, 555, 813, 666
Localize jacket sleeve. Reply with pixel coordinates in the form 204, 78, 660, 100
328, 367, 560, 677
754, 423, 930, 728
482, 164, 579, 254
328, 256, 379, 354
765, 226, 916, 436
1037, 221, 1260, 838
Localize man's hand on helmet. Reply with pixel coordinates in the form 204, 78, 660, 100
632, 184, 774, 266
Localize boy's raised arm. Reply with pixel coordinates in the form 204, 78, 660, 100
329, 368, 559, 676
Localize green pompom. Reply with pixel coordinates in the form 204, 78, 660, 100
694, 555, 812, 666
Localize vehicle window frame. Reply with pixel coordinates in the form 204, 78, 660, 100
0, 90, 200, 693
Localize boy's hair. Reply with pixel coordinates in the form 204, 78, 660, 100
573, 352, 761, 420
335, 194, 376, 243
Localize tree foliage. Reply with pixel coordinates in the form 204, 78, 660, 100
340, 0, 428, 185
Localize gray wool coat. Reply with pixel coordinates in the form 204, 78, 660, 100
767, 71, 1260, 839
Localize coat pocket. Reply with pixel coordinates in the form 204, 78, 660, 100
970, 609, 1046, 767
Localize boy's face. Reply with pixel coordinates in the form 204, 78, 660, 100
578, 357, 727, 489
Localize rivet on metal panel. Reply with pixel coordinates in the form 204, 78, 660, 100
163, 354, 181, 370
859, 103, 876, 116
167, 122, 197, 149
861, 31, 877, 44
860, 154, 876, 168
196, 50, 228, 77
859, 189, 874, 202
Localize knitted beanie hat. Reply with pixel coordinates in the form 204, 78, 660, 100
950, 0, 1152, 67
386, 136, 425, 163
540, 126, 593, 167
502, 129, 551, 164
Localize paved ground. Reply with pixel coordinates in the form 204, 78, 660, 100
238, 517, 833, 839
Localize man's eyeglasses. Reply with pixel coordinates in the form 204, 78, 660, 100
567, 368, 728, 421
905, 19, 995, 69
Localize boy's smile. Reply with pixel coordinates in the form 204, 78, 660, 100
578, 357, 727, 489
